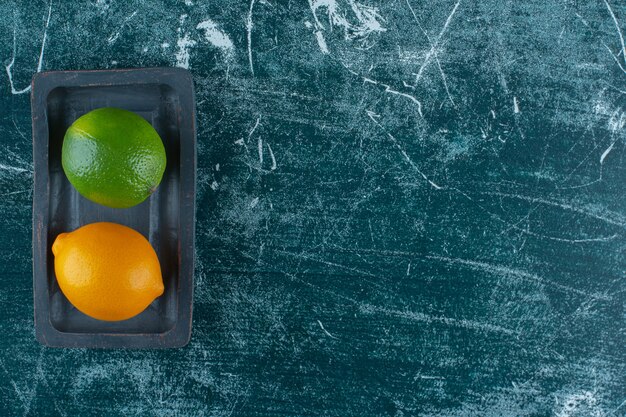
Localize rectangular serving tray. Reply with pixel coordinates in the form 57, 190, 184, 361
31, 67, 196, 348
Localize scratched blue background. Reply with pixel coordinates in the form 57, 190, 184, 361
1, 0, 625, 415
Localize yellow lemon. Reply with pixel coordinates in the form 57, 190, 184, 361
52, 222, 164, 321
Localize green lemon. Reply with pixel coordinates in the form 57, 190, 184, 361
62, 107, 166, 208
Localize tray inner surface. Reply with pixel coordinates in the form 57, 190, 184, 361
46, 83, 181, 334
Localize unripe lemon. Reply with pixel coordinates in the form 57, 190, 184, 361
62, 107, 166, 208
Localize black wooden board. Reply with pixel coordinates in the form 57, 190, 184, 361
31, 68, 196, 348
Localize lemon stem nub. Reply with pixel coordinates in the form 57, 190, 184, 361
52, 233, 68, 256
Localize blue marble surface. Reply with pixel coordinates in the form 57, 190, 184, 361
0, 0, 625, 415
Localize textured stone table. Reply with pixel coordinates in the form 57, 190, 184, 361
0, 0, 624, 415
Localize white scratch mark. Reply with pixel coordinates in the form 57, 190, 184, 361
307, 1, 330, 54
406, 262, 411, 276
175, 33, 197, 69
459, 188, 619, 244
6, 1, 52, 94
37, 1, 53, 73
266, 143, 277, 170
600, 141, 615, 164
528, 231, 616, 244
107, 10, 137, 44
309, 0, 386, 44
427, 255, 612, 301
608, 108, 625, 132
367, 110, 441, 189
346, 0, 386, 35
414, 0, 461, 83
12, 118, 27, 142
215, 163, 220, 171
248, 116, 261, 140
362, 76, 423, 117
249, 197, 259, 208
603, 0, 626, 68
384, 87, 423, 117
0, 163, 29, 174
363, 303, 517, 335
306, 1, 323, 28
435, 57, 455, 106
575, 12, 589, 27
491, 109, 496, 119
513, 96, 520, 113
414, 374, 445, 380
317, 320, 339, 339
603, 44, 626, 73
246, 0, 256, 76
612, 398, 626, 414
196, 20, 234, 59
0, 189, 30, 197
277, 249, 380, 279
257, 137, 264, 165
268, 254, 517, 337
482, 191, 626, 227
405, 0, 455, 106
578, 9, 626, 72
314, 31, 329, 54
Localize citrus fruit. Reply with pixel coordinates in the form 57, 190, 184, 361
62, 107, 166, 208
52, 222, 164, 321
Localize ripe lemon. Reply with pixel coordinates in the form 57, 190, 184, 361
52, 222, 164, 321
62, 107, 166, 208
